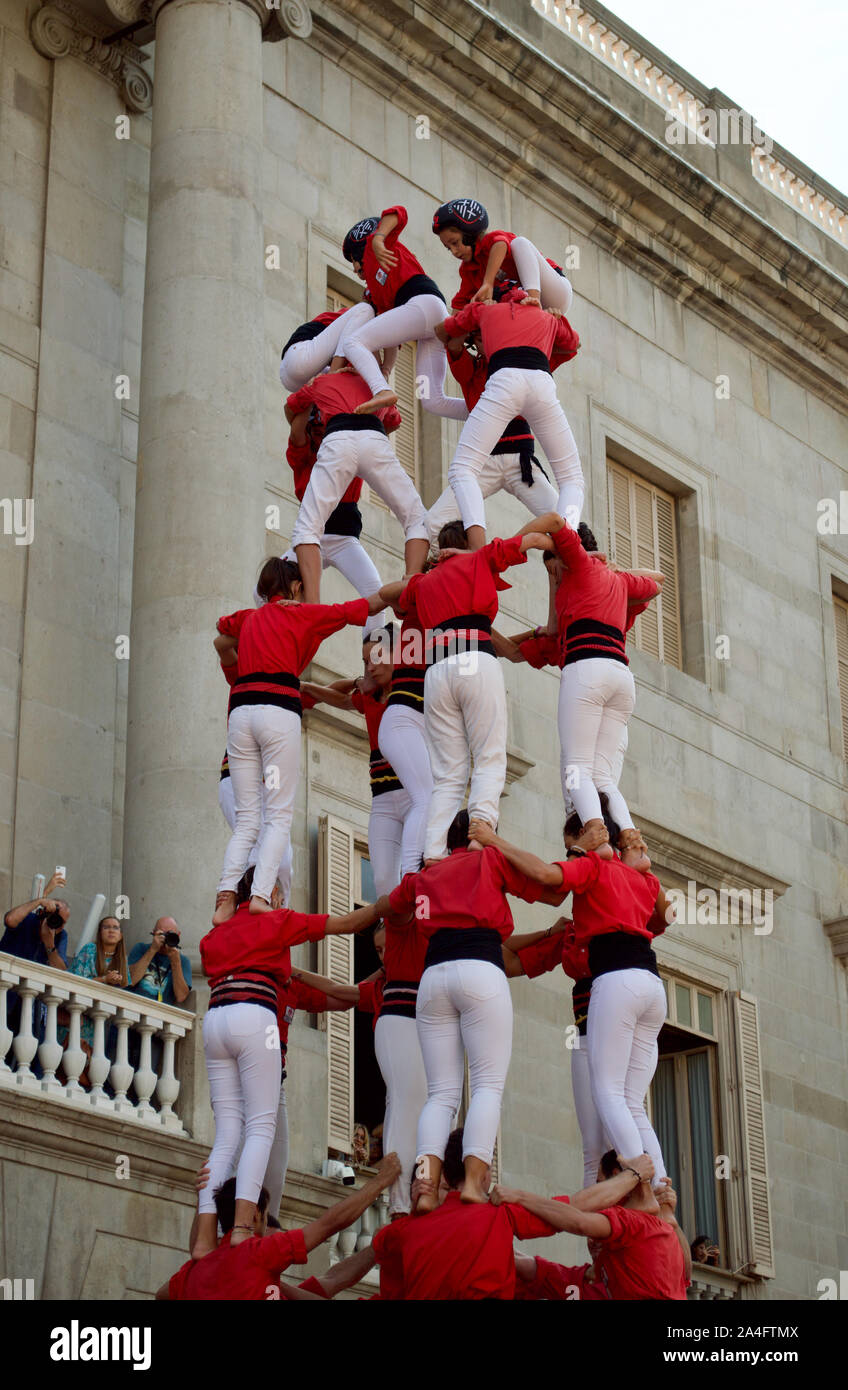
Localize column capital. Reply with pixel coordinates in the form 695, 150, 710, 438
149, 0, 311, 40
30, 0, 153, 113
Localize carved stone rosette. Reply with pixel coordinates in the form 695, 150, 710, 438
30, 0, 153, 113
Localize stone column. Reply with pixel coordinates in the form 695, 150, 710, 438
122, 0, 269, 957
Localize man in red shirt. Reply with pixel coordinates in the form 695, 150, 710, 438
288, 364, 428, 604
435, 289, 584, 547
371, 1128, 656, 1299
490, 1149, 689, 1300
158, 1152, 400, 1300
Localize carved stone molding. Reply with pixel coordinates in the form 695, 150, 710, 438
30, 0, 153, 113
262, 0, 313, 42
823, 916, 848, 963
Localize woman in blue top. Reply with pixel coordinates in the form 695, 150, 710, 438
62, 916, 130, 1049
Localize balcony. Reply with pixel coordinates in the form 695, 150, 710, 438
0, 952, 195, 1133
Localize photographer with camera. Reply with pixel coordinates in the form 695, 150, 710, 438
1, 871, 70, 1057
128, 917, 192, 1007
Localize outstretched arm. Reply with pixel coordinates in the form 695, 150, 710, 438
300, 680, 357, 711
300, 1154, 401, 1253
517, 511, 564, 539
468, 822, 565, 889
326, 901, 382, 936
490, 1186, 611, 1240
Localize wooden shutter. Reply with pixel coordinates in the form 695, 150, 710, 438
326, 288, 354, 314
318, 815, 356, 1155
833, 595, 848, 758
391, 343, 418, 487
606, 459, 682, 669
733, 992, 775, 1278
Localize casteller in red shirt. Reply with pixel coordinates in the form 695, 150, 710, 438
387, 846, 545, 945
552, 520, 660, 666
450, 231, 565, 311
596, 1206, 687, 1300
168, 1227, 309, 1301
286, 368, 402, 433
514, 1253, 611, 1301
361, 205, 444, 315
399, 534, 526, 636
371, 1190, 562, 1300
548, 852, 663, 950
442, 291, 579, 365
200, 902, 330, 1026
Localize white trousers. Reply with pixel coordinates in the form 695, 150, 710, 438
200, 1003, 281, 1212
279, 300, 375, 392
571, 1033, 610, 1188
423, 652, 507, 861
283, 533, 385, 637
558, 658, 635, 829
369, 787, 413, 896
291, 430, 428, 549
218, 704, 301, 902
510, 236, 574, 313
231, 1077, 289, 1218
218, 775, 293, 907
374, 1014, 429, 1215
426, 451, 559, 545
586, 968, 667, 1183
377, 705, 433, 876
416, 959, 512, 1164
448, 368, 583, 529
338, 293, 467, 419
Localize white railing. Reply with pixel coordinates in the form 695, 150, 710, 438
687, 1264, 744, 1300
751, 147, 848, 247
0, 952, 194, 1134
531, 0, 708, 140
327, 1187, 390, 1288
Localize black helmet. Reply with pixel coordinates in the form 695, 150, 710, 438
432, 198, 489, 245
343, 217, 380, 264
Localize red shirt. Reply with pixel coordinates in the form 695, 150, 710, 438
514, 1254, 610, 1301
277, 976, 331, 1050
371, 1190, 558, 1300
451, 229, 518, 309
598, 1207, 687, 1300
218, 597, 370, 680
286, 439, 362, 505
388, 846, 544, 943
553, 523, 659, 664
362, 205, 432, 314
443, 294, 578, 363
351, 687, 388, 752
400, 535, 525, 631
286, 370, 402, 431
516, 923, 588, 983
200, 904, 329, 1017
356, 971, 385, 1031
551, 854, 661, 948
168, 1228, 309, 1301
518, 633, 562, 669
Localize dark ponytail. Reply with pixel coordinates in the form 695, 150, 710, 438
257, 556, 301, 602
577, 523, 598, 553
446, 809, 471, 851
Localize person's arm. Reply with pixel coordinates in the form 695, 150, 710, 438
518, 532, 555, 555
370, 210, 400, 271
286, 407, 310, 444
472, 239, 509, 303
213, 632, 238, 659
129, 930, 164, 986
466, 823, 565, 889
291, 967, 361, 1006
656, 1181, 692, 1281
654, 885, 676, 929
3, 897, 49, 930
299, 1153, 401, 1254
168, 950, 191, 1005
377, 579, 407, 611
325, 900, 382, 937
435, 304, 476, 344
569, 1155, 654, 1211
300, 680, 357, 711
490, 627, 525, 663
504, 919, 568, 955
42, 922, 68, 972
516, 510, 564, 540
308, 1245, 377, 1298
491, 1187, 612, 1240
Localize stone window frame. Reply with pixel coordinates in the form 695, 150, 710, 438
815, 539, 848, 767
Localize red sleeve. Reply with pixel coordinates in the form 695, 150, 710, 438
387, 872, 418, 918
217, 608, 251, 638
449, 350, 476, 388
552, 523, 592, 574
517, 635, 560, 669
167, 1261, 193, 1301
525, 1256, 587, 1301
489, 847, 551, 905
552, 315, 580, 360
269, 910, 330, 949
297, 1275, 329, 1298
381, 205, 408, 244
504, 1201, 558, 1241
300, 691, 317, 712
286, 383, 316, 416
553, 855, 601, 895
356, 979, 377, 1014
253, 1227, 309, 1272
598, 1205, 645, 1250
290, 980, 330, 1013
306, 598, 371, 640
485, 230, 514, 250
515, 934, 566, 980
624, 573, 661, 603
442, 303, 478, 339
382, 405, 403, 432
481, 535, 527, 575
350, 689, 366, 714
624, 598, 650, 633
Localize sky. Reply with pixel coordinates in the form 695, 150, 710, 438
595, 0, 847, 195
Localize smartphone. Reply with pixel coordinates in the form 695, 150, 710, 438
55, 865, 66, 879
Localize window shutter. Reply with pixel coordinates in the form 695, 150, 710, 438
634, 480, 661, 659
608, 462, 633, 570
391, 343, 418, 487
606, 458, 681, 670
833, 596, 848, 758
733, 992, 775, 1278
318, 814, 356, 1155
655, 490, 682, 668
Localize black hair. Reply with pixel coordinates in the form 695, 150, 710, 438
267, 1214, 281, 1230
443, 1128, 465, 1189
257, 555, 301, 602
437, 520, 469, 552
214, 1177, 270, 1233
692, 1233, 711, 1246
600, 1149, 620, 1181
363, 623, 399, 661
446, 809, 470, 851
563, 792, 621, 849
235, 865, 255, 906
577, 522, 598, 553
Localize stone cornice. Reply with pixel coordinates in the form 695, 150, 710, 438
30, 0, 154, 112
309, 0, 848, 413
637, 817, 791, 898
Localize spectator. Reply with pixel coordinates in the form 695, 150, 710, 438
352, 1122, 370, 1167
1, 874, 70, 1050
57, 917, 131, 1083
128, 918, 192, 1006
369, 1123, 384, 1166
691, 1233, 720, 1267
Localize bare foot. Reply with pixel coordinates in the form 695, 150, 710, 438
212, 890, 237, 925
519, 293, 541, 308
354, 389, 397, 415
249, 895, 274, 914
460, 1181, 489, 1205
595, 843, 615, 861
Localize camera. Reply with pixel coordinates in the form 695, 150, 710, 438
322, 1159, 356, 1186
36, 906, 65, 932
163, 930, 181, 949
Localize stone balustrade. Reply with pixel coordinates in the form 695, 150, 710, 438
751, 147, 848, 247
0, 952, 194, 1134
327, 1184, 390, 1288
687, 1264, 747, 1299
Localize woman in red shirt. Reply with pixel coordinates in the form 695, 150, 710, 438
470, 814, 674, 1188
337, 206, 466, 420
432, 199, 574, 314
378, 809, 546, 1208
213, 556, 382, 920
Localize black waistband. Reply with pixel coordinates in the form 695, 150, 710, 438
209, 975, 279, 1018
428, 614, 495, 664
393, 274, 446, 308
324, 500, 363, 538
281, 319, 327, 356
588, 932, 658, 980
369, 747, 403, 797
486, 347, 551, 378
380, 979, 419, 1020
563, 618, 628, 667
229, 670, 302, 718
491, 415, 534, 458
324, 413, 386, 437
387, 666, 426, 709
233, 671, 300, 689
432, 614, 492, 635
425, 927, 505, 971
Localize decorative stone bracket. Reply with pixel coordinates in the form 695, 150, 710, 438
823, 916, 848, 964
30, 0, 312, 113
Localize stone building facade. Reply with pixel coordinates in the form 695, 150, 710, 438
1, 0, 846, 1300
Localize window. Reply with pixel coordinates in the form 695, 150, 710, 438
607, 458, 682, 668
832, 592, 848, 757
